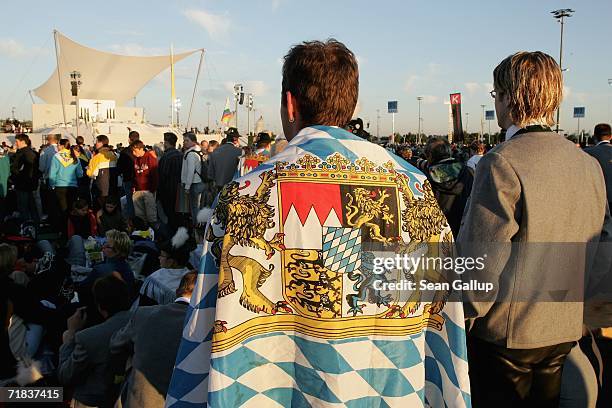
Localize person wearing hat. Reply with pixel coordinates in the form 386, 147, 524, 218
255, 132, 272, 156
207, 127, 242, 195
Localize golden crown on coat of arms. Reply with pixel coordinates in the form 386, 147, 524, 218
275, 153, 398, 184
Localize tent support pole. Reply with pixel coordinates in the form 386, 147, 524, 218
186, 49, 205, 131
53, 30, 68, 127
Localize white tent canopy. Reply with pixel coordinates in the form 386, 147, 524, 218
33, 32, 200, 106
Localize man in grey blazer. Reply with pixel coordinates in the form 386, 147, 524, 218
207, 128, 242, 192
585, 123, 612, 209
110, 271, 197, 408
58, 276, 131, 407
458, 51, 611, 407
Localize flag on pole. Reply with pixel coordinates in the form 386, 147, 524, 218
221, 98, 232, 126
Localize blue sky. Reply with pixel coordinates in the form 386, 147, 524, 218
1, 0, 611, 136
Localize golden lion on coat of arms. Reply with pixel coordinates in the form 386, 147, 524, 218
345, 188, 395, 243
211, 170, 291, 317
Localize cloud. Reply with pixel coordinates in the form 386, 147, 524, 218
404, 62, 441, 94
245, 80, 268, 96
183, 9, 231, 40
271, 0, 284, 11
563, 86, 572, 99
223, 80, 268, 96
404, 74, 420, 93
483, 82, 493, 92
0, 38, 31, 57
464, 82, 481, 94
574, 92, 588, 104
421, 95, 439, 104
105, 29, 144, 37
355, 55, 367, 66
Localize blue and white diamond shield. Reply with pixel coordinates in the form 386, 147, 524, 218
322, 226, 361, 273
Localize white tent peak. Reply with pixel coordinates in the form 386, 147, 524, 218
33, 31, 202, 106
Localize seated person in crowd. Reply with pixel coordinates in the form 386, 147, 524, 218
96, 195, 126, 235
138, 227, 194, 306
67, 199, 98, 239
80, 230, 134, 291
57, 276, 131, 407
1, 244, 57, 381
110, 272, 197, 408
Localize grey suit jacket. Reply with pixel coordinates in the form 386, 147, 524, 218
585, 141, 612, 207
58, 311, 130, 407
207, 143, 242, 187
458, 131, 609, 349
110, 302, 188, 408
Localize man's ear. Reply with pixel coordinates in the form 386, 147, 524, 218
286, 91, 297, 122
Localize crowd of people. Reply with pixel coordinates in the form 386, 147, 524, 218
0, 39, 610, 408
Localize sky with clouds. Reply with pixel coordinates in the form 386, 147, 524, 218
1, 0, 611, 136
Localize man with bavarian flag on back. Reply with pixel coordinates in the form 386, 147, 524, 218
166, 39, 470, 407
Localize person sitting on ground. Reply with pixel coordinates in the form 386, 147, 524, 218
80, 230, 134, 291
57, 276, 131, 407
137, 227, 194, 306
96, 195, 126, 235
67, 199, 98, 239
110, 271, 197, 408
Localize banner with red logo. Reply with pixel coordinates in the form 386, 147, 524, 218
450, 93, 464, 142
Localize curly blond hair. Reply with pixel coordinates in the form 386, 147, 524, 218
493, 51, 562, 128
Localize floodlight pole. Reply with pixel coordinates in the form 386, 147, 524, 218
480, 104, 485, 142
552, 9, 574, 133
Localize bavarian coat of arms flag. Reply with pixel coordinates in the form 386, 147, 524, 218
166, 126, 471, 407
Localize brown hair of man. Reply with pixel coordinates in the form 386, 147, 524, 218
282, 39, 359, 127
15, 133, 30, 144
93, 275, 131, 316
470, 140, 485, 155
493, 51, 562, 128
131, 140, 145, 150
594, 123, 611, 141
176, 271, 197, 298
96, 134, 109, 145
128, 130, 140, 143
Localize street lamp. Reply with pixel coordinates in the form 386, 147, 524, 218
70, 71, 82, 138
206, 102, 211, 130
465, 112, 470, 136
480, 104, 486, 142
417, 96, 423, 144
174, 98, 182, 128
233, 84, 243, 130
551, 8, 574, 133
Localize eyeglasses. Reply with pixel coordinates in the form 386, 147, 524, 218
489, 90, 496, 99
